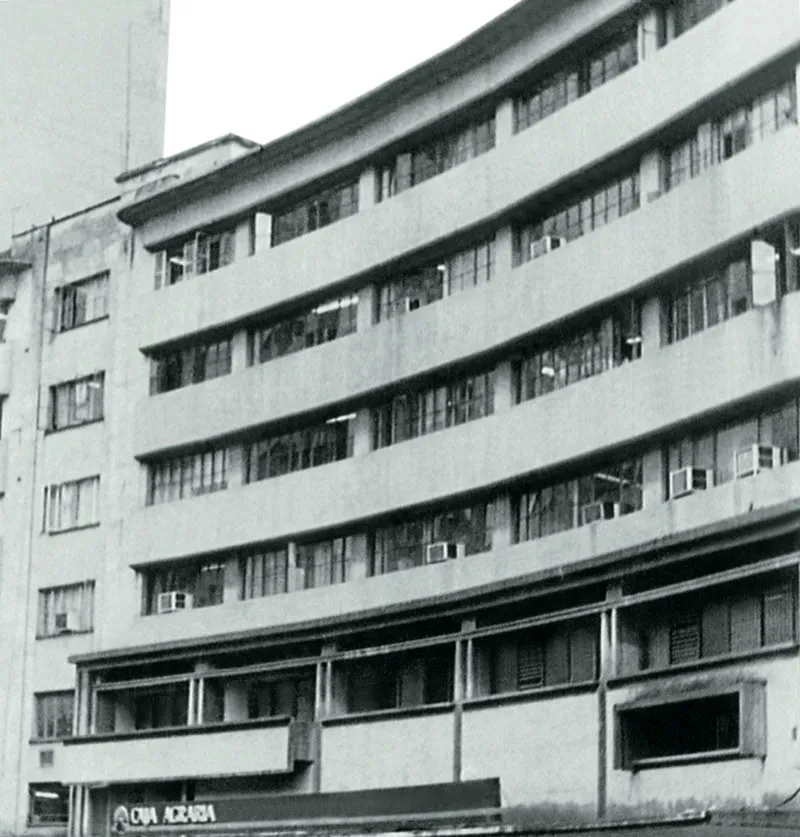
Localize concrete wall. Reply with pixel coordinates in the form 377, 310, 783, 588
606, 657, 800, 813
462, 693, 599, 811
320, 713, 455, 792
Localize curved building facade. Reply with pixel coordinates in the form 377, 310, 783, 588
13, 0, 800, 832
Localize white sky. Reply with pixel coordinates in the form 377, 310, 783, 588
163, 0, 521, 155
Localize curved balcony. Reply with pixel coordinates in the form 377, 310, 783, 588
134, 0, 799, 351
113, 460, 800, 652
123, 294, 800, 571
134, 126, 800, 457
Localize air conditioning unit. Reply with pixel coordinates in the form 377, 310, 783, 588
734, 445, 784, 479
425, 542, 465, 564
670, 467, 714, 499
54, 612, 76, 633
580, 501, 620, 525
530, 235, 565, 260
400, 297, 420, 313
156, 591, 193, 614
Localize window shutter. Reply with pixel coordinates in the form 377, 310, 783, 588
153, 250, 166, 289
669, 609, 700, 663
194, 232, 208, 275
730, 595, 762, 652
183, 238, 195, 279
763, 583, 794, 645
517, 636, 544, 689
569, 621, 598, 683
544, 628, 570, 685
220, 230, 236, 266
701, 599, 730, 658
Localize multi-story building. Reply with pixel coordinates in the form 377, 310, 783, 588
5, 0, 800, 834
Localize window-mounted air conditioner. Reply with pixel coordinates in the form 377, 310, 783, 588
54, 612, 76, 634
734, 445, 784, 480
400, 297, 420, 313
530, 235, 565, 260
580, 501, 620, 526
425, 542, 465, 564
669, 467, 714, 499
156, 591, 193, 614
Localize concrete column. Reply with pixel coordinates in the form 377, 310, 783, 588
352, 408, 372, 456
80, 786, 90, 837
235, 216, 253, 260
230, 328, 249, 373
76, 670, 90, 736
637, 6, 662, 61
640, 295, 661, 354
286, 541, 301, 592
314, 661, 325, 720
357, 281, 377, 331
495, 98, 515, 144
491, 493, 514, 552
222, 555, 242, 604
462, 618, 477, 700
453, 638, 464, 781
639, 150, 662, 204
642, 448, 664, 507
358, 167, 379, 211
495, 224, 514, 273
348, 532, 369, 581
493, 360, 515, 414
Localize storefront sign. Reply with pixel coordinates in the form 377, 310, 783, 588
112, 803, 217, 832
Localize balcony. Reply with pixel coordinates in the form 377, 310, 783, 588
124, 293, 800, 571
134, 0, 799, 351
112, 458, 800, 653
133, 126, 800, 457
62, 718, 311, 785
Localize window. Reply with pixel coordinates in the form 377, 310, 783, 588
514, 25, 637, 133
485, 620, 597, 695
514, 170, 640, 265
142, 560, 226, 614
370, 502, 494, 576
664, 395, 800, 490
625, 578, 795, 674
248, 293, 358, 365
377, 114, 495, 200
663, 78, 796, 191
376, 238, 495, 321
615, 681, 766, 770
34, 692, 74, 741
134, 683, 190, 730
245, 414, 354, 483
372, 369, 495, 449
49, 372, 104, 430
246, 675, 314, 720
147, 447, 228, 505
662, 254, 753, 343
28, 784, 69, 826
516, 304, 641, 402
43, 476, 100, 533
663, 0, 735, 42
515, 456, 644, 542
344, 646, 454, 714
240, 547, 289, 599
271, 181, 359, 246
55, 271, 109, 331
37, 582, 94, 637
296, 537, 352, 590
154, 227, 237, 289
149, 337, 232, 394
